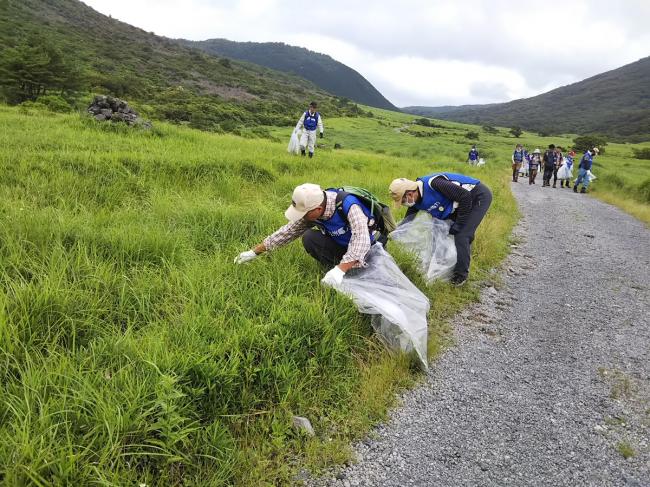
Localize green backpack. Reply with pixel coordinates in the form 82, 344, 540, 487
333, 186, 397, 240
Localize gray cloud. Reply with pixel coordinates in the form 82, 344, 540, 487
83, 0, 650, 106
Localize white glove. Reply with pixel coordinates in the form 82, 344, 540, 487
321, 266, 346, 287
234, 250, 257, 264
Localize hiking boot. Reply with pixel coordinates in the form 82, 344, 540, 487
300, 149, 306, 156
450, 274, 467, 287
552, 183, 556, 188
308, 152, 313, 158
580, 187, 587, 194
573, 185, 578, 193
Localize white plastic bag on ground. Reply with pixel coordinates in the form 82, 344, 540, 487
328, 244, 430, 370
287, 130, 300, 155
390, 212, 457, 282
586, 170, 597, 182
556, 164, 572, 180
477, 158, 486, 167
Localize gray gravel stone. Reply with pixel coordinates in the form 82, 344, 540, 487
307, 183, 650, 487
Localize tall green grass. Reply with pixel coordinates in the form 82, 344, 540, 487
0, 103, 523, 485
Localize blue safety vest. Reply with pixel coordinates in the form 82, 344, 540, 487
304, 111, 320, 131
468, 149, 479, 161
579, 151, 593, 170
513, 150, 524, 163
315, 191, 375, 247
565, 155, 574, 168
415, 173, 480, 220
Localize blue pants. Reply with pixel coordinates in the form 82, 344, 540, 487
574, 167, 590, 188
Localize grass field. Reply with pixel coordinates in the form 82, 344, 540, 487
0, 103, 647, 485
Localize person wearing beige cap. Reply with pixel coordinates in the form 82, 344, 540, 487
573, 147, 599, 193
234, 183, 378, 286
389, 172, 492, 286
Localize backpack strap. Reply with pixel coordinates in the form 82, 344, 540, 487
334, 190, 379, 231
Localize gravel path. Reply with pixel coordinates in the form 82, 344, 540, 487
309, 182, 650, 487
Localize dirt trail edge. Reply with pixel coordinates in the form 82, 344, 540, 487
308, 183, 650, 487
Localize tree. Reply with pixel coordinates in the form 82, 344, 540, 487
0, 34, 83, 104
572, 135, 608, 155
509, 126, 523, 138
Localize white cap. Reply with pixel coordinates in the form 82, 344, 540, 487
592, 147, 600, 154
284, 183, 324, 222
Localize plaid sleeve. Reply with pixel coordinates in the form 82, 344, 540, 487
340, 204, 371, 267
263, 220, 310, 251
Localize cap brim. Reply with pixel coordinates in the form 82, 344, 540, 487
285, 205, 308, 222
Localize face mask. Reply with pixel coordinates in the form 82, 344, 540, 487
403, 194, 416, 207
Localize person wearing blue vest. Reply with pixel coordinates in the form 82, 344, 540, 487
511, 144, 525, 182
295, 101, 324, 158
573, 147, 599, 193
389, 173, 492, 286
234, 183, 376, 287
467, 145, 480, 165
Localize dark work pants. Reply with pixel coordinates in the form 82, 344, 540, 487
302, 229, 347, 268
543, 164, 554, 184
453, 184, 493, 279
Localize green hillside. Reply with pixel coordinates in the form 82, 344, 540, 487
0, 0, 371, 131
404, 56, 650, 140
181, 38, 398, 111
0, 103, 520, 485
2, 100, 649, 484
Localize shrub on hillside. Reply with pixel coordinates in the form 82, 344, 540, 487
632, 148, 650, 160
509, 126, 523, 138
638, 178, 650, 204
482, 125, 498, 134
465, 131, 480, 141
573, 135, 608, 154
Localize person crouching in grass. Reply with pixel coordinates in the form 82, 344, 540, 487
389, 173, 492, 287
235, 183, 376, 287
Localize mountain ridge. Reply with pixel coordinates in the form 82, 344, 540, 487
180, 38, 398, 111
403, 56, 650, 139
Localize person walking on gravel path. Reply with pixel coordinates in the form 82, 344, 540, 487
529, 148, 542, 185
559, 150, 576, 188
294, 102, 324, 158
552, 146, 564, 188
389, 173, 492, 287
574, 147, 599, 193
512, 144, 525, 182
542, 144, 556, 187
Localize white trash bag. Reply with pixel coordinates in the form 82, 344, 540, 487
287, 130, 300, 155
586, 170, 597, 182
477, 158, 486, 167
390, 212, 457, 282
556, 164, 572, 180
328, 244, 430, 370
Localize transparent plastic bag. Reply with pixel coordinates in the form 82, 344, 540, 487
477, 158, 486, 167
287, 130, 300, 154
329, 244, 430, 370
390, 212, 457, 282
586, 170, 597, 181
556, 164, 571, 180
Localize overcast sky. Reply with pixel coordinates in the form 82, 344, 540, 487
83, 0, 649, 107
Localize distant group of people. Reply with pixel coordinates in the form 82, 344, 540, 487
510, 143, 599, 193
